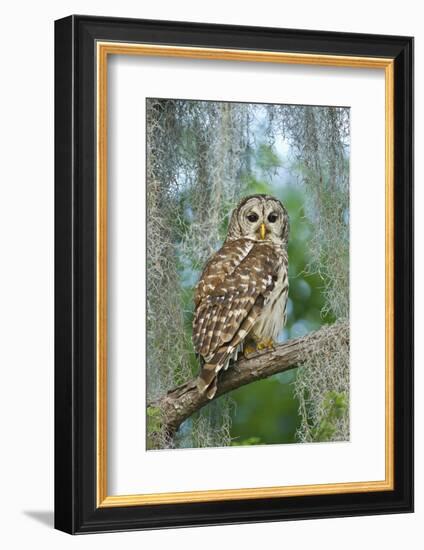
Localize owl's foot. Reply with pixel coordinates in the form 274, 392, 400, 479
256, 338, 275, 352
243, 338, 274, 358
243, 342, 257, 358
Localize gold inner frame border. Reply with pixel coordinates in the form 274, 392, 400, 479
96, 41, 395, 508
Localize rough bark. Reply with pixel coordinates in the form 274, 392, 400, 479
147, 321, 348, 448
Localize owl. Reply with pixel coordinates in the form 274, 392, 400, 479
192, 194, 289, 399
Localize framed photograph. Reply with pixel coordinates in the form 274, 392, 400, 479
54, 15, 413, 534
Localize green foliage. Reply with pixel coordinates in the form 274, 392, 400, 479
255, 143, 282, 174
230, 374, 301, 445
231, 436, 262, 446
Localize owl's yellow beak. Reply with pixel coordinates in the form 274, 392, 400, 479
260, 223, 266, 240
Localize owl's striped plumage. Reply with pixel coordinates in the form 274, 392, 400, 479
193, 194, 289, 399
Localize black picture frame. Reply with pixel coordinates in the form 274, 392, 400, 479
55, 14, 414, 534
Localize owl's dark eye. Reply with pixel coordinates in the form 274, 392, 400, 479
268, 213, 278, 223
247, 213, 259, 223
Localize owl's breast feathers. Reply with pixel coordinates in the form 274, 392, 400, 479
193, 238, 288, 399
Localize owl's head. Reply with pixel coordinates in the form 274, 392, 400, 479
226, 194, 289, 246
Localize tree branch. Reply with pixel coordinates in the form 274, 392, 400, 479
147, 321, 348, 447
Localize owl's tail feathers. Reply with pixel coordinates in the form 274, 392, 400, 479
197, 362, 220, 400
197, 350, 231, 399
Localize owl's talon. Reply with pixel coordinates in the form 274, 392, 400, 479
244, 338, 274, 357
256, 338, 275, 352
243, 343, 257, 358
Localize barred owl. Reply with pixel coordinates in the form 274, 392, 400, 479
193, 194, 289, 399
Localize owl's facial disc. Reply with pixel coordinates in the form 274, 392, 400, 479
243, 201, 284, 242
226, 194, 289, 244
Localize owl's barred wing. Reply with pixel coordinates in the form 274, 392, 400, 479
192, 238, 253, 356
193, 240, 281, 361
194, 239, 255, 306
